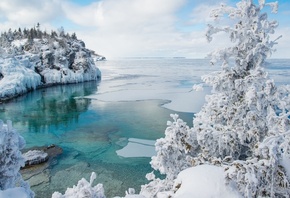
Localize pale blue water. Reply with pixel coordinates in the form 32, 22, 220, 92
0, 58, 289, 197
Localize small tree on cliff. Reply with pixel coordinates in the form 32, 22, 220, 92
142, 0, 290, 197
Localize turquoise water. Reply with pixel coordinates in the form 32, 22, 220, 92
0, 81, 193, 197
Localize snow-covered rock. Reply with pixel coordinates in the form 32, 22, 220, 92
23, 150, 48, 166
173, 165, 241, 198
0, 57, 41, 100
0, 28, 102, 101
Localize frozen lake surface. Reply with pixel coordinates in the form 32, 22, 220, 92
0, 58, 289, 197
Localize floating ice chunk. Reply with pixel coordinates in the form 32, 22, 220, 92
116, 138, 156, 158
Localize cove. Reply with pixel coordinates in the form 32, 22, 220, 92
0, 81, 194, 197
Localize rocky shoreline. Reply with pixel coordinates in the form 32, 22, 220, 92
0, 77, 101, 103
21, 145, 63, 188
0, 28, 103, 102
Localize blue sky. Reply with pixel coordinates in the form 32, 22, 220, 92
0, 0, 289, 58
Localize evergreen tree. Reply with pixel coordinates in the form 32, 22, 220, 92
57, 26, 65, 37
142, 0, 290, 197
7, 28, 13, 42
36, 22, 40, 30
43, 30, 48, 38
71, 32, 77, 40
23, 28, 28, 38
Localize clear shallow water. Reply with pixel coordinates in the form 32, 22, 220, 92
0, 82, 193, 197
0, 58, 290, 197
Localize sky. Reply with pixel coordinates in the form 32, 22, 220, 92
0, 0, 289, 59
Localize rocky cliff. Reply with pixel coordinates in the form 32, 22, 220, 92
0, 27, 103, 100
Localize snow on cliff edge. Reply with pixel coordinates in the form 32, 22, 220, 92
0, 31, 102, 101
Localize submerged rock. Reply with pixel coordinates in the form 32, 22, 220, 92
21, 145, 63, 188
22, 144, 63, 168
28, 170, 50, 187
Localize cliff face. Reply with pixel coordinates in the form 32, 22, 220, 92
0, 28, 102, 100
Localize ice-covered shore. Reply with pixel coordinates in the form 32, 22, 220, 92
0, 32, 102, 101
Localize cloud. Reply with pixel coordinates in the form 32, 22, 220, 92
63, 0, 185, 29
189, 4, 218, 25
0, 0, 62, 26
62, 1, 103, 27
63, 0, 194, 58
63, 0, 235, 58
0, 0, 288, 58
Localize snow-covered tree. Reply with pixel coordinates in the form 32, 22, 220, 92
51, 172, 105, 198
142, 0, 290, 197
0, 120, 34, 197
194, 0, 281, 160
192, 1, 290, 196
140, 114, 195, 196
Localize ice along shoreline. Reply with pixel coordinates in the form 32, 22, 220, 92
0, 27, 103, 102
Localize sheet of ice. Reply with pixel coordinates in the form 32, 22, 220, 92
87, 88, 208, 113
174, 165, 241, 198
84, 59, 213, 113
116, 138, 156, 158
83, 59, 290, 113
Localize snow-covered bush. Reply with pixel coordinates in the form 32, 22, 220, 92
51, 172, 105, 198
142, 0, 290, 197
0, 120, 34, 197
140, 114, 195, 196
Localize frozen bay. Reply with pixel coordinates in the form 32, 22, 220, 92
0, 58, 289, 197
